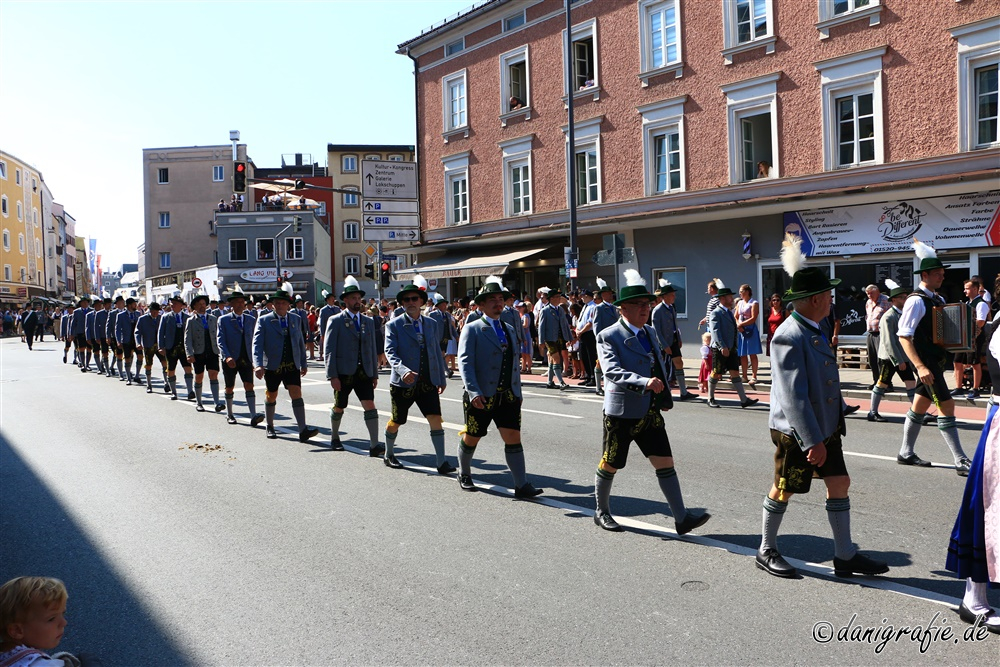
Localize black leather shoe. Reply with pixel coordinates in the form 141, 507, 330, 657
163, 384, 171, 394
146, 387, 153, 394
833, 552, 889, 577
458, 474, 476, 491
514, 483, 543, 499
708, 400, 721, 408
195, 404, 205, 412
383, 454, 403, 469
956, 457, 972, 477
170, 395, 178, 401
369, 444, 386, 458
265, 426, 278, 439
594, 511, 622, 532
741, 398, 759, 408
867, 412, 887, 422
897, 453, 932, 467
226, 416, 238, 425
187, 392, 196, 401
125, 379, 132, 386
299, 427, 319, 443
214, 403, 225, 413
559, 383, 569, 390
679, 392, 698, 401
756, 548, 797, 578
676, 512, 711, 535
437, 461, 456, 475
545, 382, 557, 389
329, 439, 345, 451
843, 404, 861, 415
596, 389, 605, 396
958, 603, 1000, 634
250, 414, 264, 427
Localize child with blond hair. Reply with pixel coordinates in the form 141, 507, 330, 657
0, 577, 79, 666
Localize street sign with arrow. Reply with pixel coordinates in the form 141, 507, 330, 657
362, 228, 420, 242
364, 213, 419, 228
361, 161, 417, 200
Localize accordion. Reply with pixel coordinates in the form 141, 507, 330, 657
931, 303, 975, 352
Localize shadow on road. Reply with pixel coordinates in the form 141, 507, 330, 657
0, 434, 191, 666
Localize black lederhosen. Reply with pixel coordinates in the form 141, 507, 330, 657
166, 339, 188, 372
711, 346, 740, 375
601, 407, 672, 470
771, 429, 848, 494
669, 339, 682, 359
265, 331, 300, 392
545, 339, 565, 356
193, 351, 220, 374
120, 341, 136, 358
334, 367, 375, 407
73, 333, 90, 350
143, 347, 167, 367
223, 338, 254, 386
391, 380, 441, 424
877, 358, 914, 385
98, 338, 110, 354
463, 388, 521, 438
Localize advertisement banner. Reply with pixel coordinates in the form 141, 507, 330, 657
783, 190, 1000, 257
240, 268, 294, 283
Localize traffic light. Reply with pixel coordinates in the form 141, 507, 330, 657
380, 261, 391, 288
292, 217, 302, 233
233, 161, 247, 193
294, 179, 306, 189
364, 263, 375, 280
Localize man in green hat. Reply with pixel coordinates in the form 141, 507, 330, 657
537, 289, 572, 389
592, 278, 619, 396
756, 234, 888, 579
157, 295, 194, 400
317, 289, 341, 363
707, 281, 758, 408
184, 293, 223, 412
253, 290, 319, 442
593, 269, 710, 535
895, 239, 971, 476
455, 279, 543, 498
218, 288, 263, 425
135, 301, 167, 393
867, 279, 917, 422
652, 278, 697, 401
383, 280, 453, 472
324, 276, 381, 454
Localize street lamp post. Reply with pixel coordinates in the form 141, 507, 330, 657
565, 0, 578, 290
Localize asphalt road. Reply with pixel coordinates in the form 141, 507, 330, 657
2, 338, 998, 666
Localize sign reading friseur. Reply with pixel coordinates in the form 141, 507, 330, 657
239, 268, 294, 283
783, 190, 1000, 257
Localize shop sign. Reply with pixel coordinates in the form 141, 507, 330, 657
784, 190, 1000, 257
240, 268, 294, 283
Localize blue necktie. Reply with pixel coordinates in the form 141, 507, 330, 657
176, 314, 182, 326
493, 319, 507, 346
637, 328, 651, 354
354, 315, 360, 332
201, 315, 208, 329
280, 317, 287, 329
236, 315, 243, 332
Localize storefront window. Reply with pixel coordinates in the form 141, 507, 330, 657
653, 267, 688, 317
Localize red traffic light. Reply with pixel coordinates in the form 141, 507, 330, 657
235, 163, 246, 173
380, 262, 390, 272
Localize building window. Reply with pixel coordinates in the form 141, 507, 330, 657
159, 252, 171, 269
2, 265, 9, 281
20, 267, 26, 283
35, 238, 40, 257
229, 238, 248, 262
504, 11, 525, 32
342, 154, 358, 172
388, 154, 405, 162
159, 212, 170, 228
501, 46, 530, 115
817, 1, 881, 39
722, 0, 775, 64
0, 161, 6, 179
563, 116, 602, 205
343, 188, 359, 207
157, 167, 169, 184
640, 96, 686, 195
257, 238, 275, 261
344, 220, 359, 241
15, 168, 21, 185
952, 17, 1000, 151
2, 230, 8, 250
722, 73, 779, 183
344, 255, 360, 276
284, 237, 304, 261
639, 0, 682, 78
213, 165, 224, 181
816, 47, 885, 170
1, 196, 6, 217
364, 153, 381, 161
442, 151, 470, 226
442, 70, 468, 134
31, 177, 36, 191
833, 0, 871, 15
446, 37, 464, 56
565, 19, 598, 93
500, 135, 533, 217
16, 202, 22, 221
32, 209, 37, 226
18, 233, 24, 254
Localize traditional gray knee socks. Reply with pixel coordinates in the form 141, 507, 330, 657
265, 401, 277, 427
209, 379, 220, 405
504, 443, 527, 488
458, 438, 476, 476
194, 382, 203, 406
363, 409, 379, 449
184, 373, 194, 395
291, 397, 307, 431
384, 428, 398, 457
937, 416, 968, 463
708, 378, 718, 403
330, 409, 343, 443
899, 410, 923, 459
826, 497, 857, 561
246, 390, 257, 416
760, 497, 787, 552
733, 378, 749, 402
225, 393, 235, 418
655, 467, 687, 523
869, 385, 885, 414
676, 367, 691, 396
553, 363, 565, 384
595, 467, 615, 514
430, 429, 447, 466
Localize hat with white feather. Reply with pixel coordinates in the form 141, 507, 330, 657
340, 275, 365, 300
226, 280, 249, 302
613, 269, 657, 306
780, 233, 840, 301
474, 274, 512, 304
595, 277, 613, 295
714, 279, 736, 298
884, 278, 908, 299
654, 277, 676, 297
913, 238, 949, 273
396, 273, 429, 304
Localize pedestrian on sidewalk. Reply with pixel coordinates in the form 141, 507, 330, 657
735, 284, 761, 386
697, 279, 720, 331
765, 293, 786, 357
592, 278, 619, 397
864, 284, 891, 389
593, 269, 710, 535
707, 281, 758, 409
756, 234, 888, 580
652, 279, 697, 401
697, 332, 712, 393
896, 240, 971, 476
867, 279, 917, 422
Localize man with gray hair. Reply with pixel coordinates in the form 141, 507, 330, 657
864, 284, 890, 389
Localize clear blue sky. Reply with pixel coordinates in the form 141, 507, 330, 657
0, 0, 472, 269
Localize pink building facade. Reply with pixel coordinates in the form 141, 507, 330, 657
399, 0, 999, 343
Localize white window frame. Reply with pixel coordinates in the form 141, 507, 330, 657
14, 168, 20, 185
284, 237, 304, 261
952, 17, 1000, 152
35, 237, 40, 257
342, 154, 358, 172
639, 95, 687, 195
364, 153, 381, 161
159, 252, 171, 269
816, 0, 881, 39
213, 165, 224, 182
32, 208, 37, 226
344, 255, 361, 276
500, 45, 532, 123
16, 201, 22, 221
18, 233, 24, 254
229, 238, 248, 263
562, 115, 603, 206
1, 196, 7, 217
563, 18, 600, 101
721, 73, 780, 184
344, 220, 360, 242
500, 135, 534, 217
256, 238, 275, 261
721, 0, 776, 65
446, 37, 465, 57
442, 151, 470, 227
159, 212, 170, 228
815, 47, 886, 171
638, 0, 684, 86
2, 265, 9, 281
343, 187, 359, 207
442, 69, 469, 139
19, 267, 26, 283
504, 10, 526, 32
1, 230, 8, 250
0, 161, 6, 180
157, 167, 168, 184
388, 154, 405, 161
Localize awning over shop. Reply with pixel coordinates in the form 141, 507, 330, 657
395, 247, 549, 280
